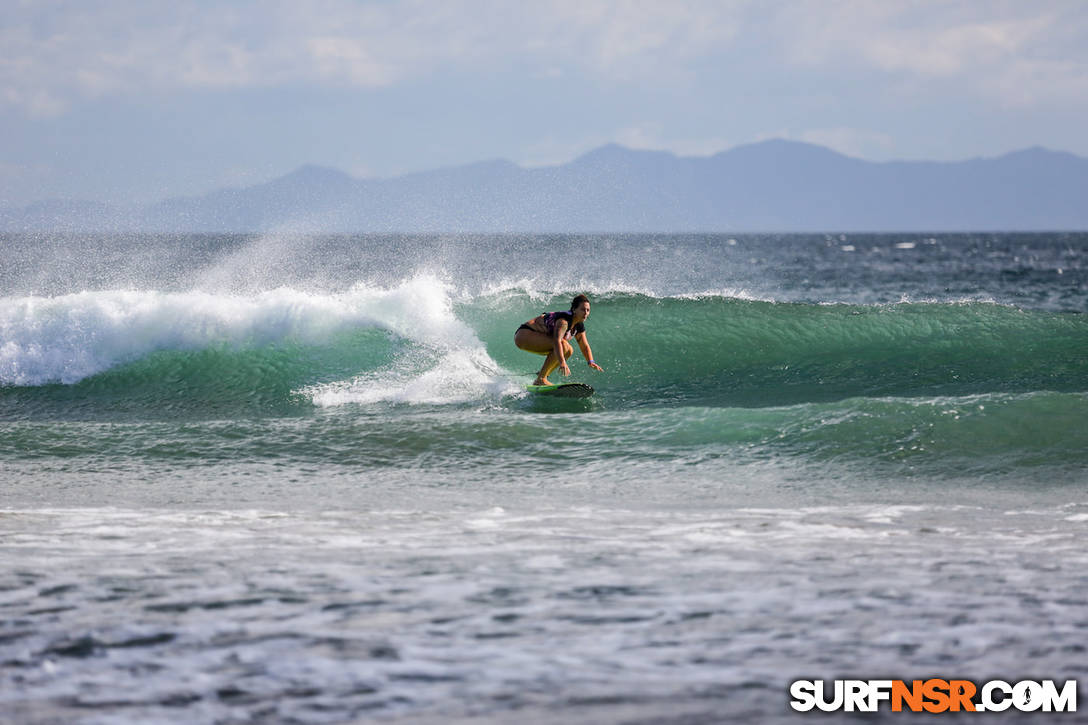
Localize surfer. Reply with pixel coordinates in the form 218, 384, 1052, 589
515, 294, 604, 386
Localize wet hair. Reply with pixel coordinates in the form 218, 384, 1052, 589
570, 294, 590, 311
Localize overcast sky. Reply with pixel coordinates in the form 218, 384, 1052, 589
3, 0, 1087, 205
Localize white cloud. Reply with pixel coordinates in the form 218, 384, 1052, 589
615, 123, 736, 157
528, 0, 746, 79
0, 0, 749, 116
774, 0, 1088, 107
305, 36, 393, 87
9, 0, 1081, 120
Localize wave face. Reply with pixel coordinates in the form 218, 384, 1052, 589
2, 232, 1086, 483
473, 292, 1088, 407
7, 286, 1085, 405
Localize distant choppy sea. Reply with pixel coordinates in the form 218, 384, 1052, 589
2, 232, 1086, 723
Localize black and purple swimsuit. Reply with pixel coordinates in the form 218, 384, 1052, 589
517, 310, 586, 340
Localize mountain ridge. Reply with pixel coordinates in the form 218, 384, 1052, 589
3, 140, 1087, 232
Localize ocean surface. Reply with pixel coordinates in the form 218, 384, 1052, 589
2, 232, 1086, 723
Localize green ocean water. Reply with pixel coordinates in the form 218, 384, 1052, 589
1, 233, 1086, 723
3, 268, 1086, 485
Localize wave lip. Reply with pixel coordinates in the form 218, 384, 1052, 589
0, 277, 465, 387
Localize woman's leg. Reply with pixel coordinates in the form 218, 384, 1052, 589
537, 340, 575, 385
515, 328, 554, 384
515, 329, 574, 385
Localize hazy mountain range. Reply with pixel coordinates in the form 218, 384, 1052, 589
4, 139, 1087, 233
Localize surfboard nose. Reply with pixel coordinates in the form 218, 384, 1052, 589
526, 383, 595, 398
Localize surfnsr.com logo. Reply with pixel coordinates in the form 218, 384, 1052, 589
790, 679, 1078, 713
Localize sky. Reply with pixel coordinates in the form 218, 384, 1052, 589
2, 0, 1087, 206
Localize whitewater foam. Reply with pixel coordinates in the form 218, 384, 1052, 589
0, 275, 476, 387
290, 275, 520, 407
304, 347, 518, 407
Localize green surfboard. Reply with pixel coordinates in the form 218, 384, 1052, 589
525, 383, 595, 398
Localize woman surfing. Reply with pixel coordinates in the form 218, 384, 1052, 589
514, 294, 604, 386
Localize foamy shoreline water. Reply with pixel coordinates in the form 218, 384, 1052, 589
3, 503, 1085, 723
